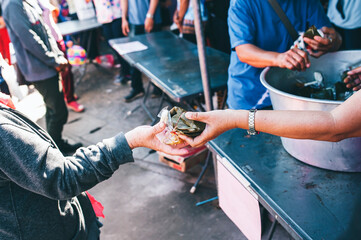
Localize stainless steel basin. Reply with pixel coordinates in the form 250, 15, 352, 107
260, 50, 361, 172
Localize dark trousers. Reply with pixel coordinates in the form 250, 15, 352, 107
335, 26, 361, 50
128, 24, 161, 92
33, 75, 68, 145
57, 40, 76, 103
102, 18, 131, 76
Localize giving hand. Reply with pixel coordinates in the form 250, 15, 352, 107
180, 110, 237, 148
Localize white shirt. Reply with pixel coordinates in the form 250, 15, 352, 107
327, 0, 361, 29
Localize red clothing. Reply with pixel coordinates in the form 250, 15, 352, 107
57, 39, 76, 103
0, 28, 11, 64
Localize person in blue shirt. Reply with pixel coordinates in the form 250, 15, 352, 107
227, 0, 342, 110
121, 0, 162, 102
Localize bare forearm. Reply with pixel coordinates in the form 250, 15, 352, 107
178, 0, 190, 20
148, 0, 159, 16
121, 0, 128, 20
232, 105, 360, 142
235, 44, 280, 68
252, 110, 339, 141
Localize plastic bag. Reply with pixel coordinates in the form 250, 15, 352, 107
0, 53, 26, 100
157, 106, 206, 145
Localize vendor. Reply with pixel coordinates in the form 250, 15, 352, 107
181, 67, 361, 147
227, 0, 342, 110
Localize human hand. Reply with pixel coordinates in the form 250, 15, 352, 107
344, 66, 361, 91
144, 17, 154, 33
173, 10, 183, 33
276, 48, 310, 71
179, 110, 237, 148
125, 122, 190, 156
0, 17, 6, 29
303, 27, 338, 57
55, 57, 68, 72
51, 8, 59, 23
122, 19, 130, 36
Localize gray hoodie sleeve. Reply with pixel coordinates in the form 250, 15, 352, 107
0, 119, 134, 200
4, 1, 63, 68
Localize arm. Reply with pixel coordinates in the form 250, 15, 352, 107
121, 0, 129, 36
181, 90, 361, 147
236, 44, 310, 71
4, 2, 65, 69
0, 120, 188, 200
173, 0, 190, 33
144, 0, 159, 32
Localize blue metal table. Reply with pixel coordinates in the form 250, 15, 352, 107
109, 31, 229, 104
57, 17, 101, 36
208, 128, 361, 240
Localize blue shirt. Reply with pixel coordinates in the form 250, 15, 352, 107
128, 0, 161, 25
227, 0, 332, 110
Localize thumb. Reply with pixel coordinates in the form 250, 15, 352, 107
185, 112, 206, 121
153, 122, 166, 134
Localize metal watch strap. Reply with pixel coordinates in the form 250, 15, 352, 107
247, 109, 259, 135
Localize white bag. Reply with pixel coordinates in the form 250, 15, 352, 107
0, 53, 26, 100
73, 0, 96, 20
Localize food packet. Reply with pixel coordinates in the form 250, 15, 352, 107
157, 106, 206, 145
291, 25, 324, 52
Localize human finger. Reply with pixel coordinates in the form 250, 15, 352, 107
307, 48, 325, 58
284, 52, 301, 71
185, 111, 208, 122
348, 66, 361, 75
152, 122, 166, 134
158, 144, 190, 156
290, 49, 308, 71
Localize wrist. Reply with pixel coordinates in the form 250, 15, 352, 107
124, 131, 138, 149
146, 13, 154, 19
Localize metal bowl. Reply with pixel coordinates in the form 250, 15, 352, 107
260, 50, 361, 172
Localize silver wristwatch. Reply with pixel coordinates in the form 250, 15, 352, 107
247, 109, 259, 135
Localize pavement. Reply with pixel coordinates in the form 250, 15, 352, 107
14, 55, 293, 240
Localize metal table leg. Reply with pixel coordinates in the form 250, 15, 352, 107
190, 150, 212, 194
266, 220, 278, 240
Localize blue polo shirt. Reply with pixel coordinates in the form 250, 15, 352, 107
128, 0, 161, 25
227, 0, 332, 110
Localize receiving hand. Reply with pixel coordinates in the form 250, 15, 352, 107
277, 48, 310, 71
303, 27, 338, 57
144, 17, 154, 33
179, 110, 236, 148
344, 66, 361, 91
122, 19, 130, 36
125, 122, 190, 156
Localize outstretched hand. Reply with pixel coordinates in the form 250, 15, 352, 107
125, 122, 189, 156
179, 110, 237, 148
344, 66, 361, 91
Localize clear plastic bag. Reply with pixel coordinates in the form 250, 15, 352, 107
156, 106, 205, 145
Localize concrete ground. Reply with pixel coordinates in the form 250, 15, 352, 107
14, 57, 293, 240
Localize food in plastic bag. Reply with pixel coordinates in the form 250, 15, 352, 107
303, 25, 322, 39
157, 106, 206, 145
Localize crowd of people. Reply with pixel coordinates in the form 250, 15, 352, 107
0, 0, 361, 239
